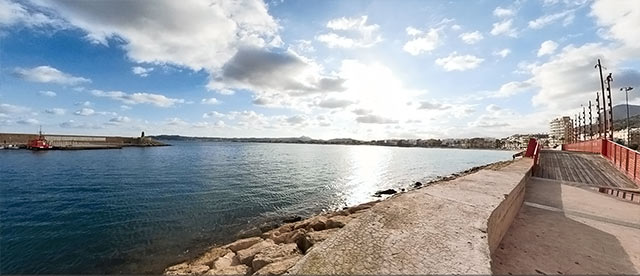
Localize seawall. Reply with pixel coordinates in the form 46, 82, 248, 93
0, 133, 167, 149
163, 157, 533, 275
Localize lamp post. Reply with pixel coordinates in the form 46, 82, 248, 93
620, 86, 634, 145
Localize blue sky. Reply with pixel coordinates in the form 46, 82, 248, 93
1, 0, 639, 139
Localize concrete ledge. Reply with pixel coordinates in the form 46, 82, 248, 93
289, 158, 533, 274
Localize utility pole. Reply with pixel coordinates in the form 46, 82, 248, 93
589, 100, 593, 139
583, 105, 587, 141
621, 86, 634, 145
574, 114, 579, 142
606, 73, 614, 139
596, 92, 601, 138
596, 59, 608, 139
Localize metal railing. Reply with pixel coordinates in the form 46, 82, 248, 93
563, 138, 640, 188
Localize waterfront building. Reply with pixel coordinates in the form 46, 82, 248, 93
549, 116, 573, 146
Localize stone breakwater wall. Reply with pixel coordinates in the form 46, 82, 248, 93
0, 133, 167, 148
164, 158, 533, 275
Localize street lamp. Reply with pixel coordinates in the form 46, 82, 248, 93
620, 86, 634, 144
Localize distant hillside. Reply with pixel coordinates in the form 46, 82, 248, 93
612, 104, 640, 121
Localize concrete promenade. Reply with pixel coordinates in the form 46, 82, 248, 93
494, 151, 640, 274
289, 158, 533, 274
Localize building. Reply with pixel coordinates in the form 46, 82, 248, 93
549, 116, 573, 146
613, 127, 640, 146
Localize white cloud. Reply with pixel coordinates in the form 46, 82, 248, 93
317, 98, 355, 109
0, 103, 30, 115
45, 108, 66, 115
91, 89, 185, 107
537, 40, 559, 56
316, 16, 382, 48
493, 48, 511, 58
74, 108, 95, 116
38, 90, 57, 97
60, 120, 102, 129
356, 114, 398, 124
403, 27, 442, 55
490, 19, 517, 37
493, 7, 515, 17
0, 0, 64, 28
491, 81, 533, 98
290, 40, 315, 53
486, 104, 502, 112
435, 52, 484, 71
528, 10, 575, 29
418, 101, 451, 110
201, 98, 221, 105
16, 118, 39, 125
132, 66, 153, 77
459, 31, 484, 44
109, 116, 131, 124
203, 111, 225, 119
591, 0, 640, 47
13, 65, 91, 85
451, 24, 461, 31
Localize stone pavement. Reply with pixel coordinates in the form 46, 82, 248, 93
289, 158, 533, 274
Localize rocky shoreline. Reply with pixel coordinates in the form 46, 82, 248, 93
164, 159, 514, 276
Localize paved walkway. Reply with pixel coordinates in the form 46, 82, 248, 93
493, 177, 640, 275
534, 150, 636, 188
289, 159, 532, 274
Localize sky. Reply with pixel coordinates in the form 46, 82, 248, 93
1, 0, 639, 139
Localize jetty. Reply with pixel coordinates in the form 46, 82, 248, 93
0, 132, 167, 150
164, 138, 639, 275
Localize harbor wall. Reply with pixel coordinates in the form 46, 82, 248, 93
0, 133, 166, 148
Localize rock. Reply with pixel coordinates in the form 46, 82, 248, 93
258, 221, 280, 233
282, 216, 302, 223
236, 227, 262, 239
223, 237, 263, 252
346, 201, 377, 214
413, 181, 423, 188
270, 228, 306, 244
326, 215, 351, 229
373, 189, 397, 197
192, 247, 232, 266
165, 263, 210, 275
307, 216, 328, 231
205, 264, 251, 275
252, 243, 301, 271
252, 256, 301, 276
236, 239, 276, 265
212, 252, 238, 270
299, 228, 339, 253
401, 188, 406, 192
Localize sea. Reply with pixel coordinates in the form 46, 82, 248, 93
0, 141, 515, 274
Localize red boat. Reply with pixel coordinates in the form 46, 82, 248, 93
28, 128, 53, 150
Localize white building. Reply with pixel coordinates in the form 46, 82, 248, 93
549, 116, 573, 146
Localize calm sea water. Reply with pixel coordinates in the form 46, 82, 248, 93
0, 142, 515, 274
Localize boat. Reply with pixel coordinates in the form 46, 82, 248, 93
27, 127, 53, 150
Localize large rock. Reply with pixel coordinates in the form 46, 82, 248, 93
251, 243, 301, 271
212, 252, 238, 270
304, 216, 328, 231
192, 247, 232, 266
346, 201, 377, 214
252, 256, 301, 276
204, 264, 251, 275
270, 228, 306, 244
165, 263, 210, 276
236, 239, 276, 265
326, 215, 351, 229
299, 228, 339, 253
223, 237, 263, 252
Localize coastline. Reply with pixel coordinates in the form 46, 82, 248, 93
163, 159, 515, 275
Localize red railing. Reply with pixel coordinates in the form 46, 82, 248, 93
525, 138, 542, 175
563, 138, 640, 188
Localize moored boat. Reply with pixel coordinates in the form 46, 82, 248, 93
27, 128, 53, 150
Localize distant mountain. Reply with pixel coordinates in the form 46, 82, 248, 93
612, 104, 640, 121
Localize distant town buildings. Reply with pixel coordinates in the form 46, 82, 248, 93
549, 116, 573, 146
613, 127, 640, 147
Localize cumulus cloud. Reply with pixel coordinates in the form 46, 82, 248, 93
493, 7, 515, 17
403, 27, 442, 55
435, 52, 484, 71
201, 98, 221, 105
491, 80, 533, 98
528, 10, 575, 29
91, 89, 185, 107
490, 19, 517, 37
317, 98, 355, 109
591, 0, 640, 47
0, 103, 30, 115
13, 65, 91, 85
286, 115, 307, 125
108, 116, 131, 124
356, 114, 398, 124
209, 48, 345, 97
459, 31, 484, 44
486, 104, 502, 112
537, 40, 559, 56
316, 16, 382, 48
74, 107, 95, 116
0, 0, 64, 28
16, 118, 39, 125
39, 90, 57, 97
418, 101, 451, 110
45, 108, 65, 115
203, 111, 225, 119
132, 66, 153, 77
493, 48, 511, 58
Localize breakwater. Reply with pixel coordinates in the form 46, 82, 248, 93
0, 133, 167, 149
